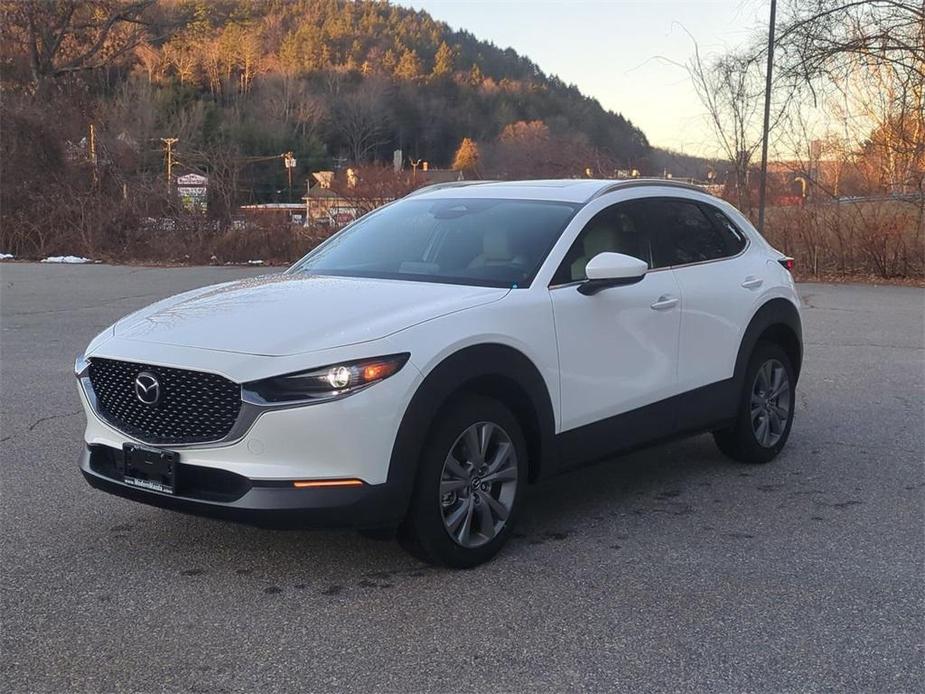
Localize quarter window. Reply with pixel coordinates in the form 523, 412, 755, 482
649, 199, 745, 265
655, 199, 732, 265
703, 206, 747, 254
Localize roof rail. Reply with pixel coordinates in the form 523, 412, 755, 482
586, 178, 711, 201
405, 180, 496, 197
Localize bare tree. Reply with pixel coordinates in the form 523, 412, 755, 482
685, 46, 766, 212
774, 0, 925, 229
330, 165, 420, 217
335, 87, 390, 164
484, 120, 612, 179
256, 76, 329, 142
293, 90, 328, 143
0, 0, 168, 89
775, 1, 924, 87
201, 145, 243, 224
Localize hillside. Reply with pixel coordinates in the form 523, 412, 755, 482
0, 0, 654, 260
3, 0, 650, 184
160, 0, 648, 166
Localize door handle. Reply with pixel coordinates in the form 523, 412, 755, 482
650, 295, 679, 310
741, 276, 764, 289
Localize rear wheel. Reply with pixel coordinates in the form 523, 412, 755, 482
714, 342, 795, 464
398, 395, 527, 568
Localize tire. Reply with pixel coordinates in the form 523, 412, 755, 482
714, 341, 795, 464
398, 395, 528, 568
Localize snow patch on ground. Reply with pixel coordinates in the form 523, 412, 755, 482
221, 259, 266, 266
41, 255, 94, 264
0, 253, 14, 260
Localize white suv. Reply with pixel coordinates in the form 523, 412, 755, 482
76, 179, 802, 567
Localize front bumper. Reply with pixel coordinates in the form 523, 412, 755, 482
76, 347, 424, 529
80, 445, 407, 529
76, 353, 421, 485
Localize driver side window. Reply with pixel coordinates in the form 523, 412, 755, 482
552, 202, 654, 285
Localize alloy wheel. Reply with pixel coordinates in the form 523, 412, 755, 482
439, 421, 518, 548
750, 358, 791, 448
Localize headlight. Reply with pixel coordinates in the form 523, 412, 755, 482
243, 353, 410, 404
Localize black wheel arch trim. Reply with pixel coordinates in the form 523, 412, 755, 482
734, 298, 803, 389
386, 343, 557, 517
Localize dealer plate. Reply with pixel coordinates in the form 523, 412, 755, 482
122, 443, 178, 495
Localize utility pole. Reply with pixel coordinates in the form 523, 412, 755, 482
757, 0, 777, 234
88, 123, 98, 184
160, 137, 178, 192
283, 151, 296, 202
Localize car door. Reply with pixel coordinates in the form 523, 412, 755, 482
646, 197, 759, 393
549, 200, 682, 434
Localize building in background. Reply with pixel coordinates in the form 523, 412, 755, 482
304, 167, 463, 227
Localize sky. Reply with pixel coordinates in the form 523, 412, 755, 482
397, 0, 770, 157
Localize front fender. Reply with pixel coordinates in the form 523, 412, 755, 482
385, 343, 557, 519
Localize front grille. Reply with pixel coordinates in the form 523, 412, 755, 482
87, 358, 241, 444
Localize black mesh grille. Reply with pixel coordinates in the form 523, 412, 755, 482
87, 358, 241, 444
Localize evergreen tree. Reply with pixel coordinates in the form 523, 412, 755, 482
381, 48, 399, 74
432, 41, 455, 78
452, 137, 480, 174
468, 63, 483, 87
395, 48, 423, 80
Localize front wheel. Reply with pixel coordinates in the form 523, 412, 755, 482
398, 395, 527, 568
714, 342, 795, 464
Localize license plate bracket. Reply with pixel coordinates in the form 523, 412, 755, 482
122, 444, 178, 495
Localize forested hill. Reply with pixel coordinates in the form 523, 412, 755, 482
2, 0, 649, 176
144, 0, 649, 169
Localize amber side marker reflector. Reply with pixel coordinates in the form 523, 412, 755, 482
292, 479, 364, 489
362, 361, 399, 382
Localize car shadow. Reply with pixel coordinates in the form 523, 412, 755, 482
100, 432, 744, 588
519, 432, 735, 530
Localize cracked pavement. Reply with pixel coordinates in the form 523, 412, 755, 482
1, 264, 923, 692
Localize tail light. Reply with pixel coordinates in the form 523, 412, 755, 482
778, 257, 794, 271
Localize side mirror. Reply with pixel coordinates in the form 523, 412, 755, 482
578, 252, 648, 295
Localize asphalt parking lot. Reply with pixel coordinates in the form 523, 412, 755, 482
1, 263, 923, 693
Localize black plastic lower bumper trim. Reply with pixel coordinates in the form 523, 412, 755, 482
79, 447, 405, 530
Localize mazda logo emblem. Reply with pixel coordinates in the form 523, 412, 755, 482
134, 371, 161, 405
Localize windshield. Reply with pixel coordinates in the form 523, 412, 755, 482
289, 197, 579, 288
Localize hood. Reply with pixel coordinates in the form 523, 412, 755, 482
110, 273, 509, 357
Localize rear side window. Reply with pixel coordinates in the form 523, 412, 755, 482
645, 199, 746, 266
703, 206, 747, 254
